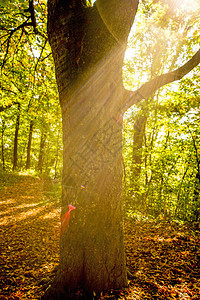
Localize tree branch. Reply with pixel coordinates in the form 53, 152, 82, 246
0, 101, 19, 113
96, 0, 139, 44
1, 19, 34, 70
25, 0, 38, 34
34, 38, 48, 72
0, 85, 17, 96
1, 1, 39, 70
123, 48, 200, 111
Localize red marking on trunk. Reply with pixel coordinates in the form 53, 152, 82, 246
61, 204, 75, 235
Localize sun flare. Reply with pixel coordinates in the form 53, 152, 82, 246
173, 0, 199, 12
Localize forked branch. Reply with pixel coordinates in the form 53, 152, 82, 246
123, 48, 200, 111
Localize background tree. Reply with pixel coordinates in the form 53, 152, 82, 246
0, 0, 62, 176
123, 0, 200, 218
26, 119, 34, 170
123, 0, 200, 210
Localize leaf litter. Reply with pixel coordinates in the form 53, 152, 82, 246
0, 175, 199, 299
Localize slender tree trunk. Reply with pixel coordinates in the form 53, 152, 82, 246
38, 132, 47, 173
189, 131, 200, 222
193, 166, 200, 222
130, 36, 185, 204
1, 120, 5, 171
54, 129, 60, 179
13, 103, 20, 171
131, 113, 147, 203
176, 163, 189, 218
130, 47, 161, 206
132, 115, 147, 174
26, 120, 34, 170
44, 140, 51, 175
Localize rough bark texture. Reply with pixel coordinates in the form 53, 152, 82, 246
44, 0, 200, 297
45, 0, 138, 297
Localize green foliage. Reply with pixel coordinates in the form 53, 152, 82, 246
123, 0, 200, 223
0, 0, 62, 177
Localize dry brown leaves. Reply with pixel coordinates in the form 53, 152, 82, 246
124, 220, 200, 299
0, 175, 199, 299
0, 176, 60, 300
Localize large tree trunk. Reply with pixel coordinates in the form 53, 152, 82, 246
44, 0, 138, 296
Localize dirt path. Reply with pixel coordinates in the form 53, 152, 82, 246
0, 175, 60, 299
0, 175, 200, 299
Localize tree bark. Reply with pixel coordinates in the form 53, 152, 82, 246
13, 103, 20, 171
38, 131, 47, 173
54, 128, 60, 179
190, 132, 200, 222
132, 115, 147, 176
26, 120, 34, 170
1, 119, 5, 171
130, 114, 147, 207
193, 170, 200, 222
45, 0, 138, 296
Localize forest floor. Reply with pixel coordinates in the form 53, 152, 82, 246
0, 174, 200, 300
